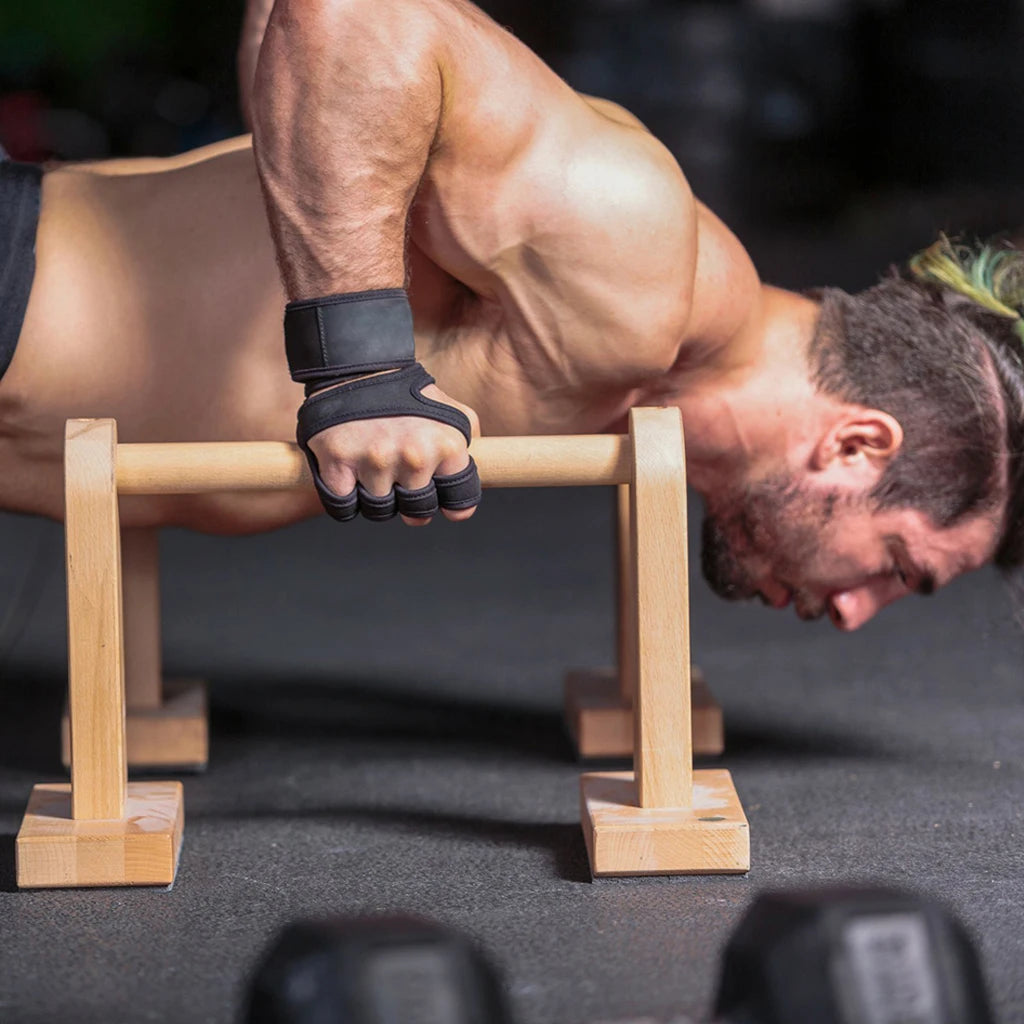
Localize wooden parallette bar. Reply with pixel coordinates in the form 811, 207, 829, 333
116, 435, 632, 493
580, 408, 748, 876
21, 413, 748, 889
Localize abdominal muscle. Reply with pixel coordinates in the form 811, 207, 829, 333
0, 146, 629, 535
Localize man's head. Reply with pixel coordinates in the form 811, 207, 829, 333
701, 237, 1024, 629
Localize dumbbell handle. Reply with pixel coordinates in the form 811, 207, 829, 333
115, 435, 632, 493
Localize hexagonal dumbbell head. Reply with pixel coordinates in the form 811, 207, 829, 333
714, 886, 995, 1024
246, 915, 513, 1024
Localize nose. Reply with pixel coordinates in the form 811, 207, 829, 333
828, 581, 903, 631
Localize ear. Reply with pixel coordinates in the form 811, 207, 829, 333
811, 408, 904, 484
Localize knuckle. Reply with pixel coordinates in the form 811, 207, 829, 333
365, 442, 397, 472
398, 444, 428, 473
437, 437, 465, 462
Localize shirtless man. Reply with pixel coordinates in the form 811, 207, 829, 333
0, 0, 1020, 632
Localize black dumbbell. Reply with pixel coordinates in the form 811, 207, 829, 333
715, 885, 995, 1024
245, 915, 513, 1024
245, 886, 994, 1024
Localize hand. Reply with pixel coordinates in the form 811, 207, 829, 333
306, 383, 481, 526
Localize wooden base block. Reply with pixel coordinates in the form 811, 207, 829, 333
62, 678, 208, 771
580, 769, 749, 877
16, 780, 184, 888
564, 667, 724, 758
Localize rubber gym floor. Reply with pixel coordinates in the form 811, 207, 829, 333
0, 230, 1022, 1023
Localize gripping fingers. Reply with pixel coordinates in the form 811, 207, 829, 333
297, 364, 480, 525
394, 433, 471, 526
312, 424, 474, 526
395, 481, 440, 524
423, 385, 480, 522
359, 440, 433, 526
434, 455, 481, 522
307, 443, 479, 525
305, 451, 359, 522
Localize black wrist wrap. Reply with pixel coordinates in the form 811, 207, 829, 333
284, 288, 416, 385
296, 364, 482, 522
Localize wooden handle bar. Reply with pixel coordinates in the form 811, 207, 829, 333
115, 435, 631, 494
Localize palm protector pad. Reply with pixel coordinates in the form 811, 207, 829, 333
296, 364, 482, 522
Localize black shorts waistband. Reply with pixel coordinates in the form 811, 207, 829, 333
0, 160, 43, 383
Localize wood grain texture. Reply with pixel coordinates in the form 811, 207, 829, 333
580, 770, 749, 876
564, 667, 723, 758
62, 679, 208, 770
65, 419, 126, 821
17, 781, 184, 888
115, 435, 632, 493
629, 408, 692, 809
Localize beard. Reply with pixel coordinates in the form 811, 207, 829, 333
700, 474, 840, 620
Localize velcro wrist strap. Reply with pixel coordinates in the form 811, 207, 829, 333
296, 363, 473, 448
284, 288, 416, 385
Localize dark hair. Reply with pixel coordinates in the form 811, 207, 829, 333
807, 239, 1024, 576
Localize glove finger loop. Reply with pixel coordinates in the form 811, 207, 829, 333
395, 481, 440, 519
434, 457, 482, 511
357, 483, 398, 522
302, 446, 359, 522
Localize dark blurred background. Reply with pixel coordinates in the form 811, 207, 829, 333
0, 0, 244, 162
1, 0, 1023, 267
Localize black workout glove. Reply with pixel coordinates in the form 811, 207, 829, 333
284, 289, 482, 523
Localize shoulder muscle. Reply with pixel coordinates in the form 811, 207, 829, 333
410, 5, 700, 380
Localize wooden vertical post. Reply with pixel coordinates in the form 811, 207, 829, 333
626, 407, 692, 806
66, 419, 128, 821
629, 408, 692, 809
117, 526, 209, 770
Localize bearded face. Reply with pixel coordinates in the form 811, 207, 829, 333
700, 474, 850, 621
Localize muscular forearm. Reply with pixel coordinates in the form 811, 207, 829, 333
249, 0, 481, 529
251, 0, 446, 300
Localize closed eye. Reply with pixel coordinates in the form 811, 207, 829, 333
884, 535, 939, 597
891, 560, 937, 597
